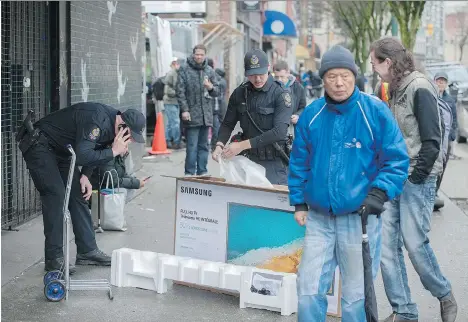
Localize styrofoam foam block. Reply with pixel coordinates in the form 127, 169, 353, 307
239, 268, 298, 316
219, 264, 248, 292
199, 262, 222, 288
111, 248, 160, 291
157, 254, 188, 294
111, 249, 299, 315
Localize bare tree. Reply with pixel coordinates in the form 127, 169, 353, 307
331, 1, 391, 73
388, 1, 426, 51
454, 7, 468, 61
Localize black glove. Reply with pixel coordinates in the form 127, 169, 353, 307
359, 188, 388, 224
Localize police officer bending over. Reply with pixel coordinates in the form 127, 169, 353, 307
17, 102, 145, 274
212, 49, 293, 185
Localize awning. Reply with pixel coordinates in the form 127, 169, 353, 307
295, 44, 310, 59
263, 10, 297, 38
198, 21, 244, 49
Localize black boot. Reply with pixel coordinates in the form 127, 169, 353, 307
75, 249, 111, 266
45, 258, 76, 275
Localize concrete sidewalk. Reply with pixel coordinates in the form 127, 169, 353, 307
2, 149, 468, 322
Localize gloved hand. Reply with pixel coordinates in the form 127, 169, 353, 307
359, 188, 388, 225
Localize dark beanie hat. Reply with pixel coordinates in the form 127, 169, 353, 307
319, 45, 358, 78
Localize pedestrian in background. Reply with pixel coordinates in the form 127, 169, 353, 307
370, 37, 458, 322
163, 57, 183, 150
289, 45, 409, 322
273, 60, 307, 133
176, 44, 219, 176
433, 71, 458, 211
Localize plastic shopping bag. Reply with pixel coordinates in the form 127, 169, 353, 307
219, 156, 273, 188
91, 170, 128, 231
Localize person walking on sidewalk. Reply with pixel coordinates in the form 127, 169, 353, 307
433, 71, 458, 211
16, 103, 145, 274
273, 60, 306, 136
212, 49, 293, 185
163, 57, 183, 150
289, 45, 409, 322
370, 37, 458, 322
176, 44, 219, 176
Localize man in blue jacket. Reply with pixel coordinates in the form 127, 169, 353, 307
288, 45, 409, 322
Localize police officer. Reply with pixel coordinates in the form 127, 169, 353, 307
17, 102, 146, 274
212, 49, 293, 185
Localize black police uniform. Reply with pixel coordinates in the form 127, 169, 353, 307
217, 50, 293, 185
17, 102, 144, 269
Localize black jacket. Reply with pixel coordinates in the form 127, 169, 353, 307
440, 91, 458, 141
35, 102, 118, 177
89, 153, 140, 191
217, 76, 293, 149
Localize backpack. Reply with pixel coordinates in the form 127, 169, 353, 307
152, 76, 166, 101
437, 97, 453, 163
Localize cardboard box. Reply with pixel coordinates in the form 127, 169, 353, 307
167, 175, 342, 317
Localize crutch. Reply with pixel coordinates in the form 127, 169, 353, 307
43, 144, 113, 301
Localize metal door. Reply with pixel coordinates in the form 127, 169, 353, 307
1, 1, 50, 229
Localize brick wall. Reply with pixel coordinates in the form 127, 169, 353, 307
69, 1, 145, 171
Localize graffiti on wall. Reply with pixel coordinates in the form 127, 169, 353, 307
130, 29, 139, 61
117, 52, 127, 103
81, 58, 89, 102
107, 1, 118, 26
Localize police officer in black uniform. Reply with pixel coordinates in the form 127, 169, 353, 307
212, 49, 293, 185
17, 102, 146, 273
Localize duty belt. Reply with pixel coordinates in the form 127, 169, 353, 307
247, 145, 286, 161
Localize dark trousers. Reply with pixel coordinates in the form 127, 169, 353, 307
250, 157, 289, 186
22, 135, 97, 260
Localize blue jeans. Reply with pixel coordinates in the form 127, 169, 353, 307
380, 177, 452, 320
298, 210, 382, 322
163, 104, 181, 145
185, 126, 209, 175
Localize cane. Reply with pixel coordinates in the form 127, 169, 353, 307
95, 168, 104, 233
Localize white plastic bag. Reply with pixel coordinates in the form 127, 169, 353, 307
219, 156, 273, 188
91, 170, 127, 231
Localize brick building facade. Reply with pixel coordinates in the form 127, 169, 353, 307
1, 1, 145, 229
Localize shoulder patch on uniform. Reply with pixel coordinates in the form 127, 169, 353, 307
88, 127, 100, 141
282, 92, 292, 107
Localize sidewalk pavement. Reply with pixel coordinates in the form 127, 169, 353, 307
2, 147, 468, 322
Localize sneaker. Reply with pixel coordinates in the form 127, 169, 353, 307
381, 313, 418, 322
440, 292, 457, 322
75, 249, 111, 266
166, 142, 173, 149
45, 258, 76, 275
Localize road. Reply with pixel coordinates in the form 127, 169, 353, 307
2, 143, 467, 322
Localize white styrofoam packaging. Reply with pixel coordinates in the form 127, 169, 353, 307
110, 248, 159, 291
239, 268, 298, 316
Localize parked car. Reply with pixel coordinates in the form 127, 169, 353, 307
426, 62, 468, 143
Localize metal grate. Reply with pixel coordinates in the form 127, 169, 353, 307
1, 1, 50, 229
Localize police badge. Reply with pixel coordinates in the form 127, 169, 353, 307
250, 55, 259, 67
88, 127, 100, 141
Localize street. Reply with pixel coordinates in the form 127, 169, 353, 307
1, 143, 468, 322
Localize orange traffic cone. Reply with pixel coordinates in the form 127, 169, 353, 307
149, 111, 171, 155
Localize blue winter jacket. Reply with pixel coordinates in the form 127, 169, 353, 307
288, 87, 409, 216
